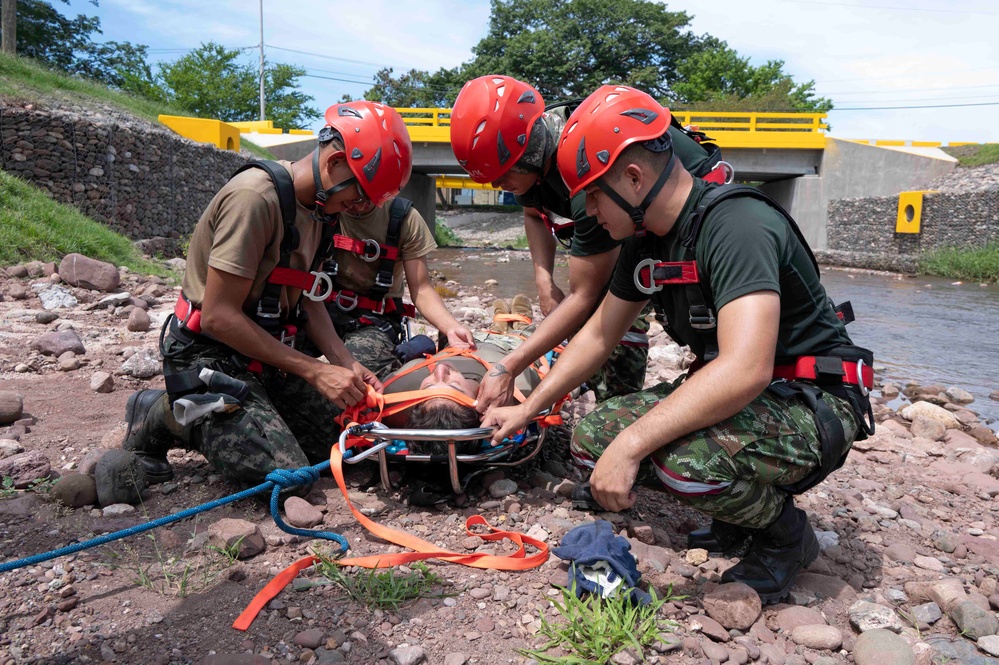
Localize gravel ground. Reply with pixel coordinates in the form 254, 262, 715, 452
2, 257, 999, 665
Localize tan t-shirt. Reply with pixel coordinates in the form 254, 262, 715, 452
183, 161, 323, 319
332, 203, 436, 299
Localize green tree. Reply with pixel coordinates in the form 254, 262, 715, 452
363, 0, 832, 114
672, 46, 832, 113
3, 0, 152, 89
156, 42, 320, 129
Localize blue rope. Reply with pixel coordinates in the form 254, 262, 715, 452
0, 460, 348, 574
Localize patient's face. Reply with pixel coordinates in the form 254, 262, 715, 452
420, 361, 480, 397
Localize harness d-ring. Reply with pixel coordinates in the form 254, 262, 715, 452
361, 239, 381, 263
304, 271, 334, 302
633, 258, 663, 295
856, 359, 870, 397
335, 291, 359, 312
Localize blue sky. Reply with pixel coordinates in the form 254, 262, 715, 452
67, 0, 999, 143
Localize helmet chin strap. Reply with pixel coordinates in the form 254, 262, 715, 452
311, 146, 357, 223
596, 151, 676, 238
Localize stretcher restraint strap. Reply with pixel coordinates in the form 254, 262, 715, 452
232, 436, 550, 631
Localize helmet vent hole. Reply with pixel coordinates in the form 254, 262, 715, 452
496, 83, 506, 97
494, 100, 500, 112
475, 120, 487, 135
472, 136, 480, 150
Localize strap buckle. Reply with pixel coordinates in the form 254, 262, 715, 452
323, 259, 339, 278
633, 258, 662, 295
361, 239, 381, 263
689, 306, 717, 330
256, 299, 281, 320
374, 272, 394, 289
334, 291, 359, 312
856, 359, 870, 397
278, 326, 297, 349
712, 161, 735, 184
304, 271, 334, 302
370, 298, 387, 316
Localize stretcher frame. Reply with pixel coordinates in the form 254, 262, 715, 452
338, 421, 548, 494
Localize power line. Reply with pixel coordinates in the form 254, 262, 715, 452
833, 101, 999, 110
814, 67, 999, 84
822, 82, 999, 96
268, 45, 389, 69
830, 93, 999, 104
781, 0, 999, 15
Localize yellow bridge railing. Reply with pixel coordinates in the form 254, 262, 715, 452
397, 108, 828, 150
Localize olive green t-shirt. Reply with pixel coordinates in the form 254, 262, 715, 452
183, 161, 322, 319
610, 180, 853, 363
332, 203, 437, 299
384, 331, 541, 397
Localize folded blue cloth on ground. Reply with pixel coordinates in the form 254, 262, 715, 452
551, 519, 652, 605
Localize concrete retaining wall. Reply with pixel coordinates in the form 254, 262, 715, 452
827, 190, 998, 267
0, 105, 252, 242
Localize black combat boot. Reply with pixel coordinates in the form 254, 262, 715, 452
686, 519, 754, 557
122, 389, 176, 484
720, 495, 819, 603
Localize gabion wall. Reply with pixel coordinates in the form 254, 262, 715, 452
0, 105, 252, 241
828, 191, 998, 258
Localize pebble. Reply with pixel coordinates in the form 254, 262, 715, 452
790, 625, 843, 650
488, 478, 518, 498
389, 645, 426, 665
913, 555, 945, 572
686, 548, 709, 565
949, 600, 999, 640
910, 602, 942, 625
854, 629, 915, 665
849, 600, 905, 633
702, 582, 762, 630
90, 371, 114, 393
979, 636, 999, 657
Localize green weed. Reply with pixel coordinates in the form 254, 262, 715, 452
518, 583, 678, 664
941, 143, 999, 168
510, 234, 531, 250
130, 532, 241, 598
919, 243, 999, 283
0, 477, 15, 499
433, 219, 463, 248
314, 551, 453, 610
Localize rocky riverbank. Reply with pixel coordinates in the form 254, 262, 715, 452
2, 252, 999, 665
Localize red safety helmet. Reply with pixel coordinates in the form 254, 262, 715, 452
321, 101, 413, 207
450, 75, 546, 183
557, 85, 672, 197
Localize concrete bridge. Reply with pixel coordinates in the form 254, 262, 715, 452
240, 109, 959, 250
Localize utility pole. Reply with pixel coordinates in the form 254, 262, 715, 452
258, 0, 265, 122
2, 0, 16, 55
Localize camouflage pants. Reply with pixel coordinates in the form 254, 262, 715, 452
585, 305, 650, 402
571, 377, 859, 528
162, 332, 342, 490
299, 310, 404, 381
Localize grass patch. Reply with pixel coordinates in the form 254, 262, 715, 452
510, 233, 530, 250
518, 584, 677, 664
433, 218, 463, 247
0, 52, 187, 125
919, 243, 999, 283
0, 170, 168, 275
241, 138, 277, 160
314, 552, 453, 611
941, 144, 999, 168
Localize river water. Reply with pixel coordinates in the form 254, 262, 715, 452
432, 248, 999, 427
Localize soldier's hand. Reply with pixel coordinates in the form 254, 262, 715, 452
312, 363, 367, 410
352, 362, 383, 393
589, 444, 639, 512
539, 283, 565, 317
481, 404, 531, 446
446, 326, 476, 350
475, 366, 515, 414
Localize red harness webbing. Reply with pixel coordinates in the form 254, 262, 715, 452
773, 356, 874, 390
332, 234, 399, 261
634, 259, 700, 293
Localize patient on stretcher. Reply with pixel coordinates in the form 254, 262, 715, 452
382, 295, 544, 454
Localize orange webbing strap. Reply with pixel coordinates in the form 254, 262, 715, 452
493, 313, 533, 326
233, 444, 549, 631
336, 385, 476, 430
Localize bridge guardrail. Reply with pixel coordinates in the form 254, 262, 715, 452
397, 108, 828, 150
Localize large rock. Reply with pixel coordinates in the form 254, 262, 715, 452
51, 473, 98, 508
702, 582, 762, 630
900, 401, 961, 429
30, 330, 86, 357
0, 450, 51, 488
849, 600, 904, 633
926, 635, 999, 665
793, 572, 857, 601
909, 416, 946, 441
120, 348, 161, 379
283, 496, 324, 528
94, 450, 147, 506
853, 629, 915, 665
776, 606, 827, 632
0, 391, 24, 425
945, 386, 975, 404
37, 285, 78, 310
0, 439, 25, 459
126, 308, 151, 332
90, 372, 114, 393
949, 600, 999, 640
207, 519, 265, 559
58, 253, 120, 292
904, 578, 967, 612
